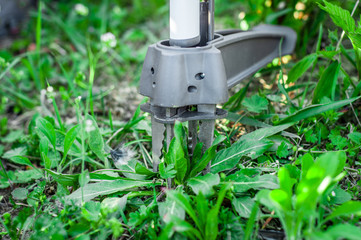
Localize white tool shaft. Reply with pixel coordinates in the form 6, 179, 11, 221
170, 0, 200, 46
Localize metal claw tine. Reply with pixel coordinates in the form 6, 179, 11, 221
198, 105, 216, 174
199, 119, 215, 174
152, 117, 165, 172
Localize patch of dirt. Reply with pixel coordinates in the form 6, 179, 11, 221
103, 83, 143, 121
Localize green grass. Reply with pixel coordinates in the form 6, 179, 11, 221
1, 0, 361, 239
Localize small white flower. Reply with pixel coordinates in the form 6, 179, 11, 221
101, 32, 117, 50
77, 96, 82, 101
331, 191, 336, 197
113, 6, 122, 15
47, 86, 54, 93
277, 1, 286, 9
75, 3, 89, 16
85, 119, 95, 132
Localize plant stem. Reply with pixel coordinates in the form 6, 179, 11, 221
0, 159, 13, 189
36, 1, 44, 90
75, 99, 86, 203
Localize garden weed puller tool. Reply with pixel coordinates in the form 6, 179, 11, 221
139, 0, 297, 174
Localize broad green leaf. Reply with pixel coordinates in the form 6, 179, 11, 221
89, 172, 121, 181
82, 201, 101, 222
329, 186, 352, 205
212, 134, 226, 146
11, 188, 28, 200
349, 32, 361, 49
46, 170, 122, 187
317, 50, 339, 59
243, 95, 268, 113
244, 201, 260, 240
211, 140, 273, 173
41, 152, 52, 170
240, 123, 294, 141
8, 156, 34, 169
158, 196, 185, 224
65, 179, 152, 204
165, 133, 185, 166
101, 195, 128, 213
196, 192, 209, 232
205, 208, 219, 240
175, 157, 187, 184
159, 162, 176, 179
301, 153, 314, 181
256, 189, 275, 211
45, 169, 78, 187
325, 201, 361, 222
276, 141, 289, 158
229, 174, 279, 193
312, 61, 340, 104
165, 123, 187, 183
14, 169, 43, 183
314, 151, 346, 178
2, 130, 23, 143
232, 197, 255, 218
85, 114, 106, 164
36, 117, 56, 149
55, 130, 82, 156
3, 147, 27, 159
278, 167, 296, 197
287, 53, 317, 83
311, 224, 361, 240
295, 152, 346, 215
173, 121, 184, 141
227, 112, 270, 128
284, 164, 301, 180
115, 158, 147, 180
318, 1, 355, 32
40, 137, 51, 169
296, 177, 325, 213
135, 162, 156, 176
269, 189, 292, 211
348, 132, 361, 145
167, 191, 202, 232
40, 137, 48, 157
326, 224, 361, 240
63, 125, 80, 160
205, 184, 231, 240
277, 97, 361, 124
167, 216, 202, 240
190, 142, 203, 167
187, 173, 220, 197
189, 145, 216, 178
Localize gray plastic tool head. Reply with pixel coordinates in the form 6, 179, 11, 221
216, 24, 296, 88
139, 40, 229, 108
139, 24, 297, 108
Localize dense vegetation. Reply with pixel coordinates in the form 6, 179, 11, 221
1, 0, 361, 239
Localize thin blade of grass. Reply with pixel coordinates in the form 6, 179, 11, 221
278, 97, 361, 125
